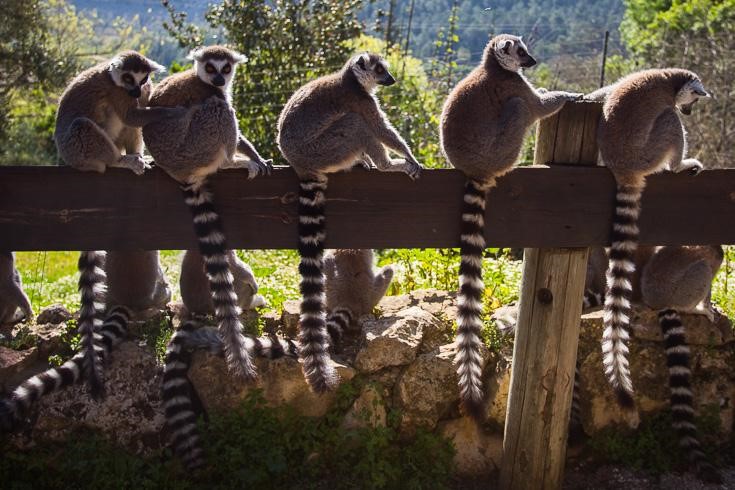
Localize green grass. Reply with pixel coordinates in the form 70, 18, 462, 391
0, 388, 455, 490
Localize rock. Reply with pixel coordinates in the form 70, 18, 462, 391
484, 354, 512, 428
0, 346, 38, 384
343, 385, 387, 429
280, 300, 300, 338
354, 307, 435, 373
395, 342, 490, 432
632, 308, 734, 346
36, 304, 72, 325
189, 351, 355, 418
27, 341, 165, 453
439, 417, 503, 476
261, 311, 281, 334
24, 323, 67, 357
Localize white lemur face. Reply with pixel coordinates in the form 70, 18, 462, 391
196, 58, 236, 89
109, 53, 164, 98
352, 53, 395, 92
494, 36, 536, 72
676, 78, 710, 115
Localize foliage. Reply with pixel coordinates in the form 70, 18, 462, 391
0, 389, 455, 489
620, 0, 735, 168
588, 404, 723, 475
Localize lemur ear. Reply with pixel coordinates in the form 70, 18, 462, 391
109, 56, 124, 71
231, 50, 248, 64
501, 40, 513, 54
187, 48, 204, 62
357, 53, 369, 70
147, 59, 167, 74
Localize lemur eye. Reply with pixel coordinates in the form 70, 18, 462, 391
205, 63, 215, 74
122, 74, 134, 84
222, 64, 231, 74
518, 48, 526, 57
140, 75, 149, 85
376, 65, 385, 75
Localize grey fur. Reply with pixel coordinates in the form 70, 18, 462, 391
105, 250, 171, 313
324, 249, 393, 318
0, 252, 33, 324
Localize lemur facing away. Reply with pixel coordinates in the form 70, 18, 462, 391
641, 245, 723, 483
143, 46, 272, 382
162, 322, 298, 470
180, 249, 265, 317
589, 69, 710, 408
439, 34, 582, 419
323, 249, 394, 348
0, 252, 33, 325
105, 251, 171, 314
277, 53, 421, 393
0, 307, 130, 432
55, 51, 181, 398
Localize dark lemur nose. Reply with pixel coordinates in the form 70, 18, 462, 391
380, 74, 396, 86
128, 86, 142, 98
213, 74, 226, 87
522, 56, 537, 68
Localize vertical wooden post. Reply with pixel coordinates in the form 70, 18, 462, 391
499, 101, 602, 489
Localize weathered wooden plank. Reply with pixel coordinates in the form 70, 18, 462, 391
0, 165, 734, 250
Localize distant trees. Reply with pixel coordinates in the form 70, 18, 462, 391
621, 0, 735, 168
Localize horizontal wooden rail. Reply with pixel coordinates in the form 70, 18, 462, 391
0, 165, 734, 250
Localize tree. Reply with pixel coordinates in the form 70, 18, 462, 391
621, 0, 735, 168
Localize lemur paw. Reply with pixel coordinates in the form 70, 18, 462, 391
405, 160, 423, 180
566, 92, 585, 101
246, 160, 269, 179
536, 87, 549, 94
119, 154, 148, 175
680, 158, 704, 176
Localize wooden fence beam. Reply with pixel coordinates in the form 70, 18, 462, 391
500, 101, 600, 489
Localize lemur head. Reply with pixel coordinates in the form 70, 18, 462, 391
350, 53, 395, 93
188, 45, 247, 90
675, 74, 710, 115
109, 51, 165, 98
490, 34, 536, 72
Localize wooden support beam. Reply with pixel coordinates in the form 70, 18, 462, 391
500, 101, 600, 489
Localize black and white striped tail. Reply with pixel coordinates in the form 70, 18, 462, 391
326, 307, 353, 351
583, 289, 603, 309
297, 179, 337, 392
0, 306, 129, 432
162, 322, 298, 470
659, 310, 721, 483
568, 362, 585, 442
182, 181, 256, 381
455, 179, 487, 421
602, 184, 642, 408
77, 250, 107, 399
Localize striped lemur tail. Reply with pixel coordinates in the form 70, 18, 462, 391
162, 321, 298, 470
602, 184, 642, 408
0, 306, 130, 432
181, 181, 257, 382
77, 250, 108, 399
325, 307, 353, 350
658, 310, 722, 484
297, 178, 337, 392
455, 179, 487, 421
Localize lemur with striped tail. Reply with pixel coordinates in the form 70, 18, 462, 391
586, 69, 710, 408
440, 34, 582, 419
162, 322, 298, 469
323, 249, 394, 349
143, 46, 272, 382
641, 245, 723, 483
277, 53, 421, 393
55, 51, 181, 397
0, 306, 131, 432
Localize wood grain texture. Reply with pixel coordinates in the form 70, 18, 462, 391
0, 165, 733, 251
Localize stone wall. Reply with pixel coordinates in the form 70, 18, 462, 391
1, 289, 733, 477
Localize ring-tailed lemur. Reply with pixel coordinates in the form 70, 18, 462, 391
55, 51, 180, 397
143, 46, 272, 382
586, 69, 710, 408
162, 322, 298, 469
105, 251, 171, 314
641, 245, 723, 483
277, 53, 421, 393
0, 252, 33, 324
0, 306, 130, 432
440, 34, 582, 419
323, 249, 394, 349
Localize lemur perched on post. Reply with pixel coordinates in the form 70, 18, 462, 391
440, 34, 581, 419
54, 51, 182, 398
143, 46, 272, 383
277, 53, 421, 393
586, 69, 710, 408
